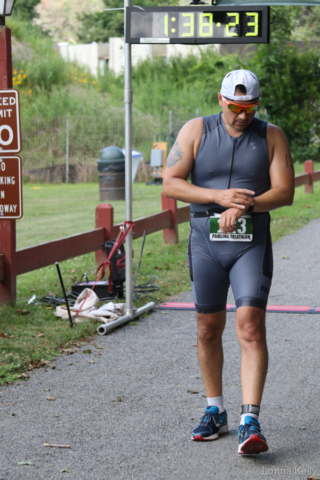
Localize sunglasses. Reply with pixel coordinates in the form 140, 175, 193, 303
223, 96, 260, 114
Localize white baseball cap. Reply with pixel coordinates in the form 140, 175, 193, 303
220, 69, 260, 101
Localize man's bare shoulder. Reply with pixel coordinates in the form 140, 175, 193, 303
266, 123, 288, 142
165, 118, 203, 170
179, 117, 204, 141
266, 122, 292, 168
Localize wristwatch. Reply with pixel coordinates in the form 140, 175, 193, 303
247, 204, 254, 214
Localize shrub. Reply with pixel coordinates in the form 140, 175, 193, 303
253, 41, 320, 162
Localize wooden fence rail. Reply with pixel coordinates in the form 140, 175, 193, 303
0, 160, 320, 302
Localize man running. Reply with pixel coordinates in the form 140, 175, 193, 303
163, 69, 294, 455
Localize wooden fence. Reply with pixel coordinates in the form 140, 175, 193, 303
0, 160, 319, 302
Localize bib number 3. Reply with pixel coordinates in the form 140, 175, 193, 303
210, 214, 253, 242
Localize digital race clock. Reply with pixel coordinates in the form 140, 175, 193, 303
125, 6, 269, 44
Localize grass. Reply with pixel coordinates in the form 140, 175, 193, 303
1, 169, 320, 384
270, 162, 320, 242
15, 182, 191, 306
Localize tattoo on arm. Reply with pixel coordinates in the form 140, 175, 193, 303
286, 154, 293, 168
166, 141, 184, 168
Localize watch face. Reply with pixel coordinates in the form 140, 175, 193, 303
126, 6, 269, 44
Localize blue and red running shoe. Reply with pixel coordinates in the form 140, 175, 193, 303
191, 406, 228, 441
238, 416, 268, 454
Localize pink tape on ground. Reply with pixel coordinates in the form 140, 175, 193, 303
158, 302, 319, 313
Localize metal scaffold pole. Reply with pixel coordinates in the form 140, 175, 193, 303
97, 0, 155, 336
124, 0, 133, 316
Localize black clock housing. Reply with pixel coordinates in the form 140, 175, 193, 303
125, 6, 269, 44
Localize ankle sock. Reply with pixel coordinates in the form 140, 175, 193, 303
207, 395, 224, 413
240, 404, 260, 426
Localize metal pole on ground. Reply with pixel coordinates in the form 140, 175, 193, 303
97, 302, 156, 335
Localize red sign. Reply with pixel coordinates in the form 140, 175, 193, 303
0, 156, 23, 219
0, 90, 21, 154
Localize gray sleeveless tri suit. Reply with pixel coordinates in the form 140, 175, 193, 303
188, 113, 273, 313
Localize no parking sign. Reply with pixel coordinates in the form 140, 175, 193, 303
0, 156, 23, 219
0, 90, 21, 154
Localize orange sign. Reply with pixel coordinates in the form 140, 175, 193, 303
0, 90, 21, 154
0, 156, 23, 219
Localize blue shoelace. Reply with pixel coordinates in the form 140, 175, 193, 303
200, 411, 220, 427
240, 422, 261, 437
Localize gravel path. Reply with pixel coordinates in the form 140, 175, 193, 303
1, 219, 320, 480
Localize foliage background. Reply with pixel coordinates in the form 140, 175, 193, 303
2, 4, 320, 384
8, 6, 320, 165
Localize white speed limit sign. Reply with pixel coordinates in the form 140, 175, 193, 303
0, 90, 21, 154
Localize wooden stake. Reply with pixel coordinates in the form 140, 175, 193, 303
44, 444, 71, 449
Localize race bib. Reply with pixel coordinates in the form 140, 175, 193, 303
210, 214, 253, 242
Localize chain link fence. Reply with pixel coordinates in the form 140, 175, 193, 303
21, 109, 198, 183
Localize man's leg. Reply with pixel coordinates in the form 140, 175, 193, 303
191, 310, 228, 441
236, 306, 269, 454
236, 306, 268, 405
197, 310, 226, 398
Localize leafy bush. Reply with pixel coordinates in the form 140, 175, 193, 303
127, 50, 247, 130
9, 9, 320, 165
253, 41, 320, 162
9, 19, 92, 93
14, 0, 40, 22
77, 0, 178, 44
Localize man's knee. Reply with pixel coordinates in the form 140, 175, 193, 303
236, 307, 266, 344
197, 312, 226, 342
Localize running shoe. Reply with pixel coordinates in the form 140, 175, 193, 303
191, 406, 228, 441
238, 416, 268, 454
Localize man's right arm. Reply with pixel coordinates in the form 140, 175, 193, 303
163, 118, 216, 204
163, 118, 255, 210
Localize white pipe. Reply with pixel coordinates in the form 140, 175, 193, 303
96, 302, 156, 335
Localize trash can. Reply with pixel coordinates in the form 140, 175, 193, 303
97, 146, 125, 201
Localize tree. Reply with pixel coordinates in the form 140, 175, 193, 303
292, 6, 320, 41
77, 0, 177, 43
33, 0, 103, 43
14, 0, 40, 22
252, 7, 320, 162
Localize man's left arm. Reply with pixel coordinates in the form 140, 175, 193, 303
218, 124, 294, 234
250, 124, 295, 213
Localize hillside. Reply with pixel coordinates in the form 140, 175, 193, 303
34, 0, 104, 43
7, 7, 320, 165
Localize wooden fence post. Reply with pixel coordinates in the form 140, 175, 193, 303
0, 25, 16, 303
95, 203, 114, 268
304, 160, 314, 194
161, 193, 178, 244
